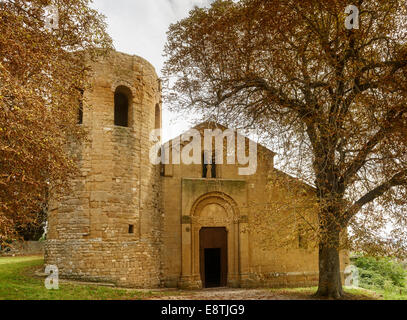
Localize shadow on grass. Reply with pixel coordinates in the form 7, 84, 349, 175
0, 256, 178, 300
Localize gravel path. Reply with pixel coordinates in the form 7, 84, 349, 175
148, 287, 378, 300
150, 288, 319, 300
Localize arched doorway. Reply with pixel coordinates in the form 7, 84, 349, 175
179, 192, 249, 289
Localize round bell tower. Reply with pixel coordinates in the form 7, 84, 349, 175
45, 50, 163, 288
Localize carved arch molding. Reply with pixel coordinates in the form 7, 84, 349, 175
180, 192, 250, 289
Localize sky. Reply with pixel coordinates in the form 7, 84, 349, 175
92, 0, 212, 140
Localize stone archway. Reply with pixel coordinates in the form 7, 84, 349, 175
179, 192, 249, 289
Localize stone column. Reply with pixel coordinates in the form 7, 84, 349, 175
227, 222, 240, 287
179, 216, 202, 289
206, 164, 212, 178
239, 216, 250, 287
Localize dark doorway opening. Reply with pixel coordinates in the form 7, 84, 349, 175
204, 248, 221, 288
200, 227, 227, 288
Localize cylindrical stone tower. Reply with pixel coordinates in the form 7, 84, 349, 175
45, 51, 163, 288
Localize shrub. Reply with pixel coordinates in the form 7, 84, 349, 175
353, 256, 407, 290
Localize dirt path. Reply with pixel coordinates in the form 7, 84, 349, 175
148, 287, 377, 300
161, 288, 297, 300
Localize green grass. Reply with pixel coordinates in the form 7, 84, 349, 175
369, 288, 407, 300
0, 256, 170, 300
3, 256, 403, 300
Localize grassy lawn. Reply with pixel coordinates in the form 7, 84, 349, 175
0, 256, 172, 300
369, 288, 407, 300
2, 256, 403, 300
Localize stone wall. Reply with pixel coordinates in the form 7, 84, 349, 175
45, 50, 163, 288
45, 239, 160, 287
161, 123, 350, 289
0, 241, 44, 257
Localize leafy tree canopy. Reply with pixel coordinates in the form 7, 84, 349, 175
0, 0, 113, 244
163, 0, 407, 298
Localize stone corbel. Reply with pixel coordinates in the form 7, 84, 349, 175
181, 215, 192, 224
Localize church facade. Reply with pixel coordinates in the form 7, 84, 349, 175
45, 51, 349, 289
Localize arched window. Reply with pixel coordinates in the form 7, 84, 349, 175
78, 104, 83, 124
77, 88, 84, 125
211, 153, 217, 178
202, 152, 208, 178
155, 103, 161, 130
202, 151, 216, 178
298, 226, 308, 249
114, 86, 131, 127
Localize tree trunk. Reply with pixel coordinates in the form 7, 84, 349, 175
315, 230, 343, 299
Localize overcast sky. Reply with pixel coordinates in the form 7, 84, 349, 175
92, 0, 212, 139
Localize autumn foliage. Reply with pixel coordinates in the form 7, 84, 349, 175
163, 0, 407, 297
0, 0, 112, 244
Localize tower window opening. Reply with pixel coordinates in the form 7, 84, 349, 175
202, 152, 208, 178
128, 225, 134, 234
114, 86, 131, 127
155, 103, 161, 130
78, 88, 84, 125
211, 153, 217, 178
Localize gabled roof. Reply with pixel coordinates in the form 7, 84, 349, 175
164, 121, 276, 157
163, 121, 315, 191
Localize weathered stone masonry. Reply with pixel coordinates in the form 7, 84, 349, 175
45, 51, 163, 287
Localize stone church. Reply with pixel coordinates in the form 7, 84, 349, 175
45, 51, 349, 289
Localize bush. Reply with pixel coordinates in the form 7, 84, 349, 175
353, 256, 407, 290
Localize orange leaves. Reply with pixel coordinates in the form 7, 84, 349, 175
0, 0, 112, 244
163, 0, 407, 257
